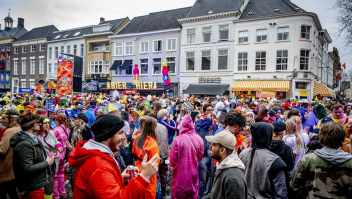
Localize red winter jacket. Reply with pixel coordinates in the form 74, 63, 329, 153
68, 140, 148, 199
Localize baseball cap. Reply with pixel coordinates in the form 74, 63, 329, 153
205, 130, 237, 149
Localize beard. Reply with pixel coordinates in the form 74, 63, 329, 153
210, 149, 221, 161
108, 135, 121, 153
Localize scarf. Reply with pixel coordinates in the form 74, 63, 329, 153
194, 113, 220, 131
333, 117, 344, 123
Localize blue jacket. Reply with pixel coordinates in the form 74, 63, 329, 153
195, 118, 219, 157
83, 109, 96, 127
158, 118, 176, 144
293, 106, 314, 134
71, 108, 80, 117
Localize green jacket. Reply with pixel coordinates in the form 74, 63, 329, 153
10, 131, 49, 192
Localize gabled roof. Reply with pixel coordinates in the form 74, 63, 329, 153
240, 0, 305, 19
87, 17, 128, 35
14, 25, 58, 42
117, 7, 191, 35
48, 26, 92, 41
0, 27, 28, 39
185, 0, 244, 18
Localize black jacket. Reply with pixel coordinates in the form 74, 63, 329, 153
10, 131, 49, 192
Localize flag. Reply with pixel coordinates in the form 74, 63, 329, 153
35, 83, 42, 92
342, 63, 346, 69
337, 73, 342, 80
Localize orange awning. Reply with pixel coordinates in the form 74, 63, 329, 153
231, 80, 290, 92
313, 82, 336, 98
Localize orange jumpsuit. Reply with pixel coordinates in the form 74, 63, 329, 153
132, 136, 160, 199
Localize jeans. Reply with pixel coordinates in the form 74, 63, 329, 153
197, 156, 214, 199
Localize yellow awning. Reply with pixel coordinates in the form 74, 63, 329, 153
313, 82, 336, 98
231, 80, 290, 92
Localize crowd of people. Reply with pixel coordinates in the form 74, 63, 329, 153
0, 92, 352, 199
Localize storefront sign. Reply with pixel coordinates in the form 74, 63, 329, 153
19, 88, 32, 93
123, 90, 137, 95
198, 77, 221, 83
256, 91, 275, 98
299, 90, 309, 96
240, 94, 255, 98
85, 74, 108, 81
107, 81, 157, 90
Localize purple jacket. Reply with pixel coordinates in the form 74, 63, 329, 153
306, 111, 319, 126
170, 114, 204, 199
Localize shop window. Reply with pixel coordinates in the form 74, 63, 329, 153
301, 26, 310, 40
250, 91, 256, 95
166, 57, 175, 74
153, 58, 161, 74
203, 27, 211, 42
276, 50, 288, 70
238, 53, 248, 71
239, 31, 249, 43
140, 59, 148, 74
219, 25, 229, 41
278, 27, 289, 40
277, 92, 286, 99
201, 51, 211, 70
186, 52, 195, 71
255, 52, 266, 70
241, 91, 248, 94
187, 29, 196, 44
296, 82, 307, 89
218, 50, 228, 70
256, 29, 267, 42
153, 40, 162, 52
300, 50, 309, 70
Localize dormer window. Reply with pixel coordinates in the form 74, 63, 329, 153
274, 9, 279, 12
63, 33, 70, 38
93, 25, 110, 32
248, 12, 253, 15
54, 35, 61, 39
73, 32, 80, 36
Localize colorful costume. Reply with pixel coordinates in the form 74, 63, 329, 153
162, 62, 170, 86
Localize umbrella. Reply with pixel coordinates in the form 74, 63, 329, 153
105, 103, 124, 112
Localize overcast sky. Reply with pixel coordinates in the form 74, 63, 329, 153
1, 0, 351, 70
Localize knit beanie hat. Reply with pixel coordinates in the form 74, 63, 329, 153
271, 106, 280, 113
60, 98, 68, 107
313, 104, 328, 119
91, 114, 124, 142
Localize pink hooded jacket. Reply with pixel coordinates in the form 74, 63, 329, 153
170, 114, 204, 199
52, 125, 70, 166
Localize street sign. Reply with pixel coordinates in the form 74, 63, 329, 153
19, 88, 32, 93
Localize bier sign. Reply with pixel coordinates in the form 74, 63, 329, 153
107, 81, 157, 90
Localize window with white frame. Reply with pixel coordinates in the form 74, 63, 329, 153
22, 59, 27, 74
255, 52, 266, 70
256, 29, 267, 42
276, 50, 288, 70
94, 44, 103, 52
116, 60, 132, 75
301, 26, 310, 40
141, 41, 149, 53
80, 44, 84, 56
39, 58, 45, 74
218, 50, 228, 70
239, 31, 249, 43
300, 50, 309, 70
31, 45, 36, 52
40, 44, 45, 51
22, 46, 27, 53
140, 59, 148, 74
153, 58, 161, 74
203, 27, 211, 42
30, 81, 35, 88
67, 46, 71, 55
278, 27, 289, 41
61, 46, 64, 54
238, 53, 248, 71
1, 45, 4, 51
219, 25, 229, 41
125, 42, 133, 55
5, 84, 9, 89
115, 43, 122, 55
55, 47, 58, 58
63, 33, 70, 38
89, 61, 110, 74
6, 60, 10, 70
49, 47, 52, 59
30, 58, 35, 74
48, 63, 52, 74
167, 39, 176, 51
106, 43, 109, 51
187, 29, 196, 44
74, 45, 77, 56
14, 60, 18, 75
201, 51, 211, 70
14, 79, 18, 91
153, 40, 162, 52
54, 63, 58, 75
166, 57, 175, 73
21, 81, 26, 88
93, 26, 110, 32
186, 52, 195, 71
6, 45, 10, 51
14, 47, 18, 54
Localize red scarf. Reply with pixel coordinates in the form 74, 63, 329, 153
194, 113, 220, 131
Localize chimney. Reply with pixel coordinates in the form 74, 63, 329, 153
100, 17, 105, 23
17, 18, 24, 28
